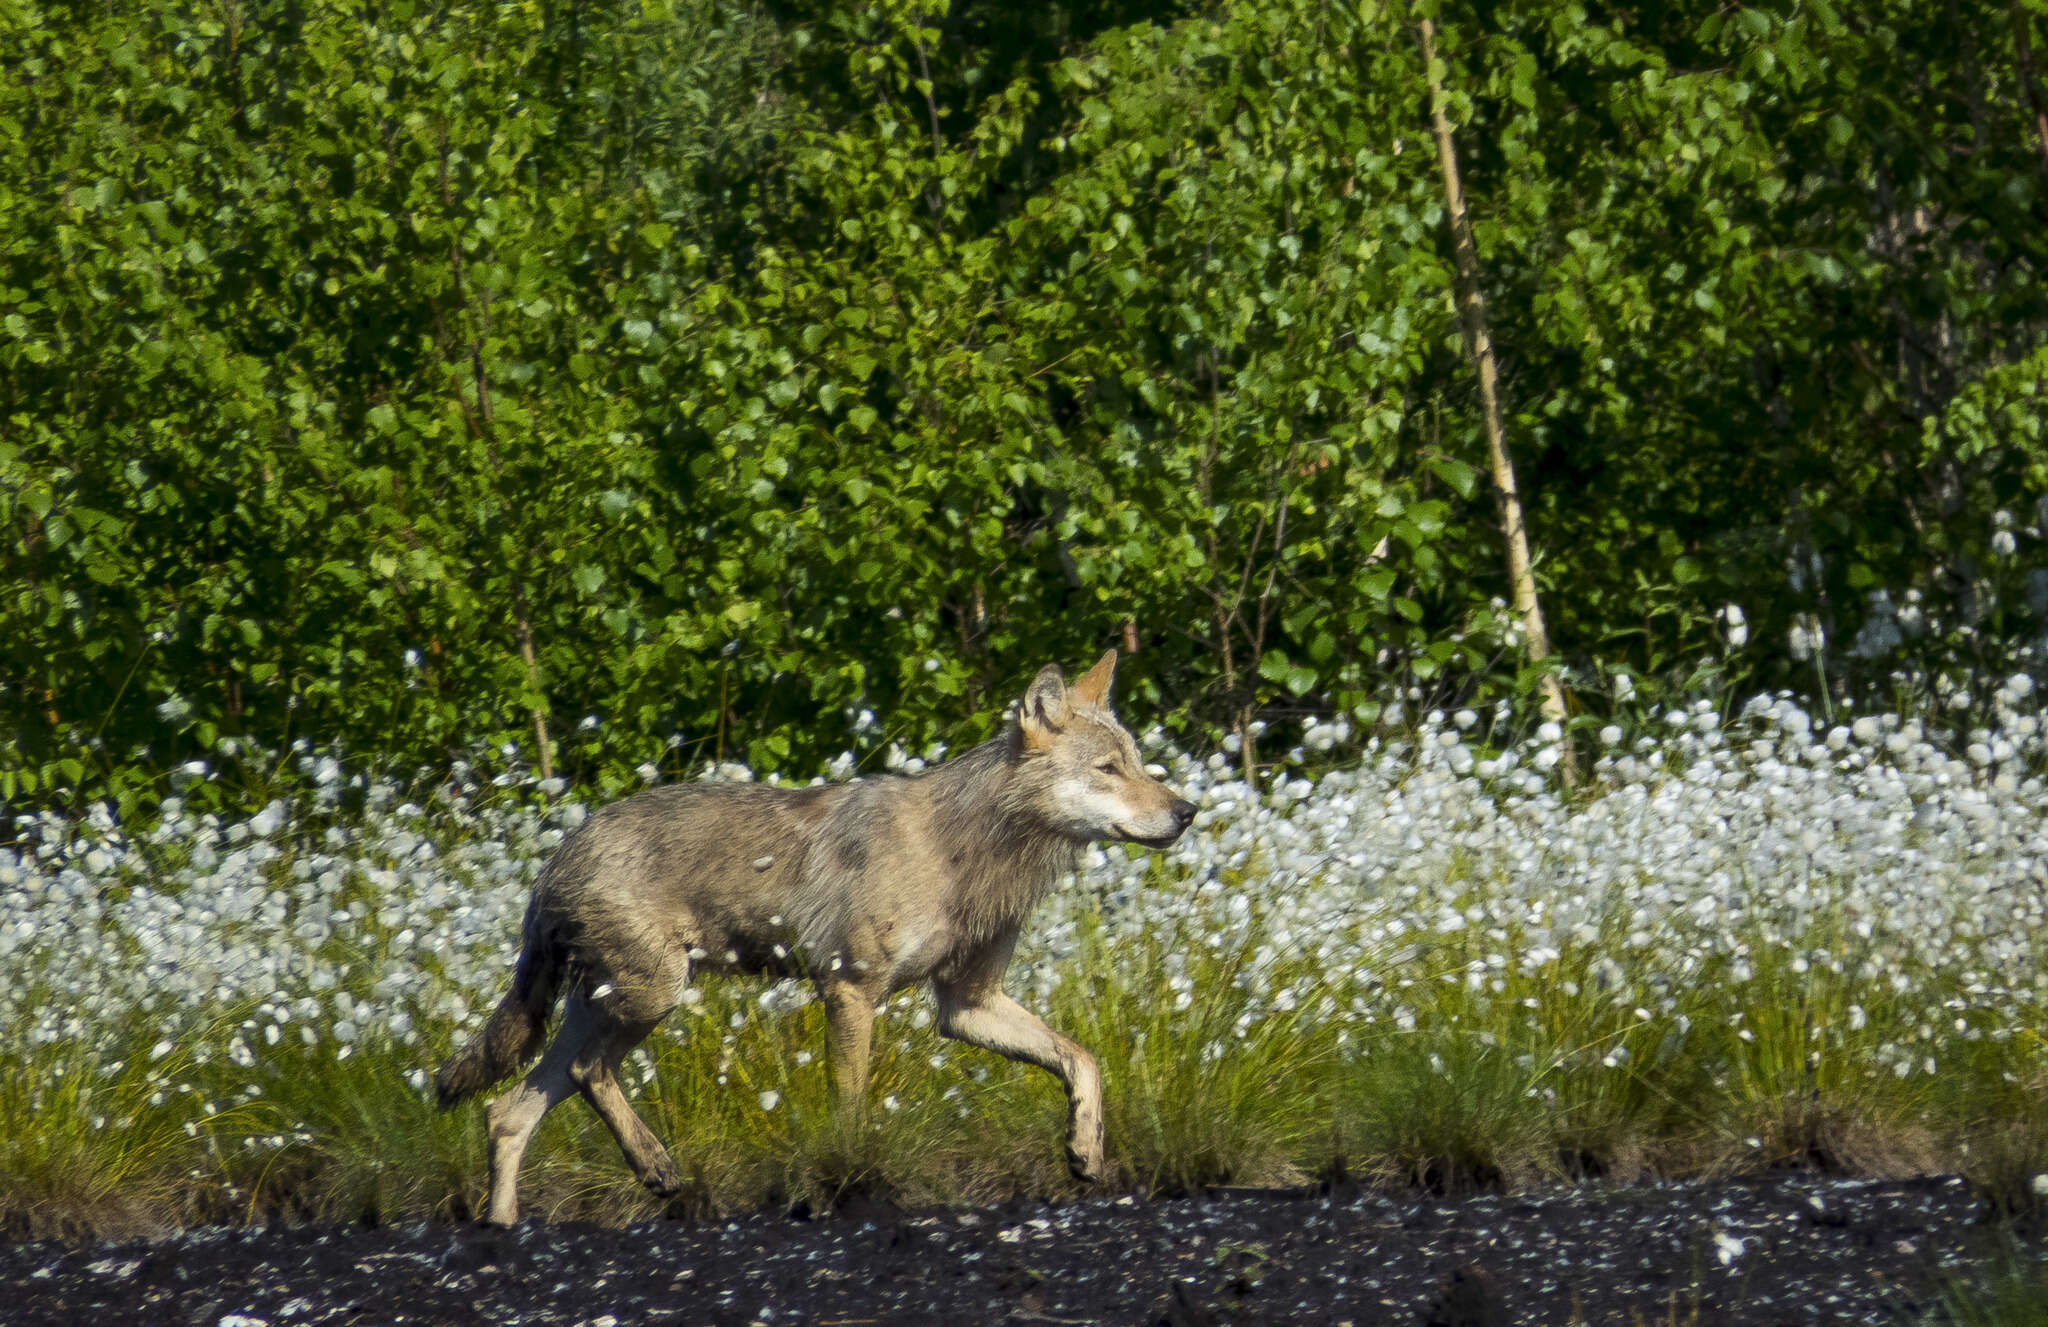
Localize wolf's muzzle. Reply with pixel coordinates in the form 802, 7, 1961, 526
1168, 799, 1196, 832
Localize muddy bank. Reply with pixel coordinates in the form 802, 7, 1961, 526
1, 1174, 2038, 1325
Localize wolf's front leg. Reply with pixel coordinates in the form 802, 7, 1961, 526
821, 974, 885, 1106
934, 984, 1105, 1182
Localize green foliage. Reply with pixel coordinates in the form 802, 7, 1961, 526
5, 0, 2048, 809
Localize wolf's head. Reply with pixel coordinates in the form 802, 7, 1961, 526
1014, 650, 1196, 848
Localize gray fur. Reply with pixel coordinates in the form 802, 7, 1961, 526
434, 650, 1195, 1224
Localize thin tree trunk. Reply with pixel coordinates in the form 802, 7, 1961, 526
512, 589, 554, 783
439, 126, 556, 784
470, 333, 556, 785
2014, 4, 2048, 182
1416, 17, 1574, 781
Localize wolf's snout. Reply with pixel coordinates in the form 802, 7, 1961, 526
1168, 799, 1196, 831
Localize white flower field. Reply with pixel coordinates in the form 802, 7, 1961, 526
4, 688, 2045, 1234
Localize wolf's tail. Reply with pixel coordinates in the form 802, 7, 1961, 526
434, 914, 562, 1109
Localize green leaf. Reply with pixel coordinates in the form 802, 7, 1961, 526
1258, 651, 1318, 697
1509, 51, 1537, 111
1427, 456, 1479, 499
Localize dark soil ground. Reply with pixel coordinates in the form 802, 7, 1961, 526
2, 1174, 2040, 1326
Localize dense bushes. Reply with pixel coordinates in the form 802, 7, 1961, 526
5, 0, 2047, 810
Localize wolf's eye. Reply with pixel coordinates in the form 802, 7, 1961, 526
1096, 761, 1122, 777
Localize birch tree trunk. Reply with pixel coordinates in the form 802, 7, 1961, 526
1416, 16, 1574, 779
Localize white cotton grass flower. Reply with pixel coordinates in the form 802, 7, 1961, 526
759, 1090, 781, 1111
1720, 603, 1748, 649
1854, 590, 1903, 658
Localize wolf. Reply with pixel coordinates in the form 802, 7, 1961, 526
434, 649, 1195, 1225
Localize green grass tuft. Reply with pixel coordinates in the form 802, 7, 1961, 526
4, 870, 2044, 1235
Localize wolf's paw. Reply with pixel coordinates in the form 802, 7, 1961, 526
1066, 1146, 1106, 1185
642, 1156, 685, 1198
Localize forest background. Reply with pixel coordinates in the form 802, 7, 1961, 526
6, 0, 2048, 813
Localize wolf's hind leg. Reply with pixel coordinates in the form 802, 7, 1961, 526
481, 996, 598, 1225
571, 1013, 683, 1199
934, 984, 1104, 1183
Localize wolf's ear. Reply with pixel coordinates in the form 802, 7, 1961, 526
1018, 663, 1070, 747
1069, 649, 1117, 709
